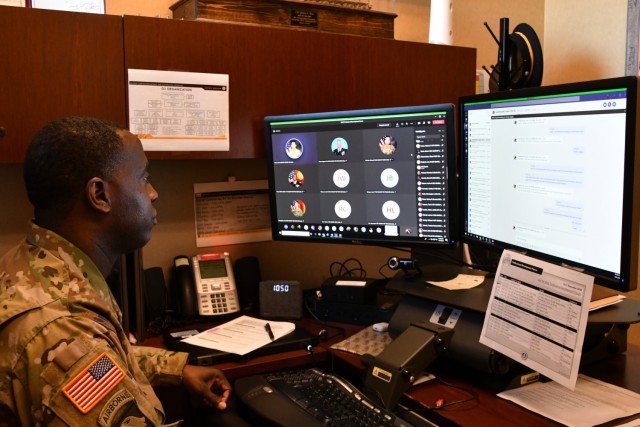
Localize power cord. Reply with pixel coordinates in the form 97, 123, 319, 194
329, 257, 367, 279
396, 375, 479, 415
303, 291, 347, 341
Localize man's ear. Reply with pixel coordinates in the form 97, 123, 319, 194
86, 177, 111, 213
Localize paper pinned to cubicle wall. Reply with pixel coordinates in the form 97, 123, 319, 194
194, 179, 271, 247
127, 69, 229, 151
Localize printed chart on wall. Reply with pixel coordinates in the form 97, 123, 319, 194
30, 0, 104, 13
127, 69, 229, 151
194, 180, 271, 247
0, 0, 26, 7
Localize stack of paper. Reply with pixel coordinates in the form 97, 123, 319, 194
181, 315, 295, 355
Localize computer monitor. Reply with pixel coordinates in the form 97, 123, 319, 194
264, 104, 458, 249
460, 76, 640, 292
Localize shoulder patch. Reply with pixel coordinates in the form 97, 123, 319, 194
63, 352, 126, 414
98, 389, 135, 427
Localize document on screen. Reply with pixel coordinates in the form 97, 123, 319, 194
480, 250, 593, 390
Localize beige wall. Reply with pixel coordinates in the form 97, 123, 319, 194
2, 0, 638, 343
105, 0, 176, 18
435, 0, 545, 86
543, 0, 628, 85
103, 0, 630, 85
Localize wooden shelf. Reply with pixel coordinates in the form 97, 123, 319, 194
170, 0, 396, 39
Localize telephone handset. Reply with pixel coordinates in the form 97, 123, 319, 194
173, 252, 240, 317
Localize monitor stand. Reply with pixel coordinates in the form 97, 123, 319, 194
385, 265, 640, 390
387, 262, 492, 313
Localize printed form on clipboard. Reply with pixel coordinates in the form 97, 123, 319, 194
181, 315, 295, 355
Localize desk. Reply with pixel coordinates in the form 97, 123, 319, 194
142, 319, 640, 426
328, 337, 640, 427
140, 317, 361, 379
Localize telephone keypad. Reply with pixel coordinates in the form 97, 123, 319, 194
199, 292, 238, 314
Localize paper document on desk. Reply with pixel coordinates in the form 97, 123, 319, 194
480, 250, 593, 390
181, 315, 295, 355
498, 374, 640, 427
426, 274, 484, 290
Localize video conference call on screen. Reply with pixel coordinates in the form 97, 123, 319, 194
265, 104, 458, 248
264, 76, 639, 293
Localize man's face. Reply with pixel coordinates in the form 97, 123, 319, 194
107, 130, 158, 253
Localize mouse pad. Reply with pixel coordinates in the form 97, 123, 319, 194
330, 326, 392, 357
163, 325, 318, 366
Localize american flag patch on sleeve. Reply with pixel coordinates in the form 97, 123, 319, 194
63, 352, 126, 414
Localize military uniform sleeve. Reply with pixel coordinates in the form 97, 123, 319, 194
130, 345, 189, 387
16, 315, 174, 426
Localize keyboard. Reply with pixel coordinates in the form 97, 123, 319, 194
234, 367, 416, 427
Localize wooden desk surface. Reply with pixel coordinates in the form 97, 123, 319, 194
329, 341, 640, 427
141, 318, 639, 426
139, 317, 361, 379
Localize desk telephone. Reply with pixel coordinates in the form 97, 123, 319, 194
173, 252, 240, 317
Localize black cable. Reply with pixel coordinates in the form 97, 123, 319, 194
303, 291, 347, 340
431, 375, 480, 409
329, 257, 367, 279
393, 374, 479, 417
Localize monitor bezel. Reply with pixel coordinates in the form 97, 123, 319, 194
264, 103, 459, 249
459, 76, 639, 292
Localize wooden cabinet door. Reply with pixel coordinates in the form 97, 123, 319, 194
0, 6, 125, 163
123, 15, 476, 160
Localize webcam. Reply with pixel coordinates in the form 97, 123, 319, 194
388, 256, 422, 279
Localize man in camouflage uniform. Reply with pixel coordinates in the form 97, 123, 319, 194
0, 117, 232, 425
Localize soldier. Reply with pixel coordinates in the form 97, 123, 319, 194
0, 117, 234, 425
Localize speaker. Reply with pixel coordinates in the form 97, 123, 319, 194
143, 266, 168, 320
233, 256, 261, 311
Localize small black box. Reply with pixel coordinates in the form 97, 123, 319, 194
259, 280, 303, 319
311, 299, 395, 326
321, 277, 377, 304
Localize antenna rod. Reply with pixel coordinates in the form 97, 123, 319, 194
498, 17, 510, 91
483, 21, 500, 45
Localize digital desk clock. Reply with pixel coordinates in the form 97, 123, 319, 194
259, 280, 302, 319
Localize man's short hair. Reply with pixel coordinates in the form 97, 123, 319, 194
24, 116, 125, 216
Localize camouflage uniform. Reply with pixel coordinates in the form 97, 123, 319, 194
0, 223, 188, 426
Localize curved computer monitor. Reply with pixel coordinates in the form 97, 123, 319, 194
460, 76, 640, 292
264, 104, 458, 248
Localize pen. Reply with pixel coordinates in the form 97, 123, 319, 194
264, 323, 275, 341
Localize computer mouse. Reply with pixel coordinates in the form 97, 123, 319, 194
372, 322, 388, 333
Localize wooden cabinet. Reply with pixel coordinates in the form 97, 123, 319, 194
0, 6, 475, 163
0, 6, 126, 164
123, 15, 476, 160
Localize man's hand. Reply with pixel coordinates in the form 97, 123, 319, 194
182, 365, 231, 410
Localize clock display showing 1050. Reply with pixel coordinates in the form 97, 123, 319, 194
259, 280, 302, 319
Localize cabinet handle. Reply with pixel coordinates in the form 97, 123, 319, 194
0, 127, 5, 138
